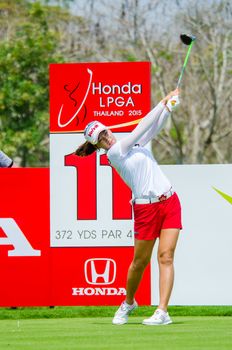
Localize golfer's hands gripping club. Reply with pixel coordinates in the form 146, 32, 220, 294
161, 88, 180, 112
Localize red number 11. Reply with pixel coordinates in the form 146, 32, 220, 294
65, 153, 132, 221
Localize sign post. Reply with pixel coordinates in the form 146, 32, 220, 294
50, 62, 151, 247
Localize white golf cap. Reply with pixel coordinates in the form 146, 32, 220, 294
84, 121, 108, 145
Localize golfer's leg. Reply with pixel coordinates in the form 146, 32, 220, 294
126, 238, 156, 305
157, 229, 180, 311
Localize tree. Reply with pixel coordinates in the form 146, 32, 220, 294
70, 0, 232, 164
0, 1, 63, 166
1, 0, 231, 165
160, 0, 232, 164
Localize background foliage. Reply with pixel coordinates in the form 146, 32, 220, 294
0, 0, 231, 166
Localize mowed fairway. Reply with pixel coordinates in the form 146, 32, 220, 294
0, 316, 232, 350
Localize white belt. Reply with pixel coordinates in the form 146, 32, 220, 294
133, 189, 174, 204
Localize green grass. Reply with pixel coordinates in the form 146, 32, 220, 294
0, 307, 232, 350
0, 316, 232, 350
0, 306, 232, 319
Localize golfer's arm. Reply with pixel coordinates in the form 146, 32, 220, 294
137, 108, 170, 147
120, 102, 166, 154
0, 151, 13, 168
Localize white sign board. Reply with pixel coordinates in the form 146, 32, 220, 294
50, 133, 134, 247
151, 164, 232, 305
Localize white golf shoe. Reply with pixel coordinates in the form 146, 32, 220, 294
166, 95, 180, 112
112, 300, 138, 325
142, 308, 172, 326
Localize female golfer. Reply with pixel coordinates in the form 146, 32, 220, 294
75, 89, 182, 326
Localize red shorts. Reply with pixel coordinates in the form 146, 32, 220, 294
133, 192, 182, 240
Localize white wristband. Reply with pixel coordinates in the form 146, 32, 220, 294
166, 95, 180, 112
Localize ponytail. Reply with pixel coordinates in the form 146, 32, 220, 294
75, 141, 98, 157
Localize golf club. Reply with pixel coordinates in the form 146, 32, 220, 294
177, 34, 196, 88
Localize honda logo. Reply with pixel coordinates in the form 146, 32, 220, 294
84, 258, 116, 285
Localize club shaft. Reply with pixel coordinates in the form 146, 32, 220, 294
177, 41, 194, 88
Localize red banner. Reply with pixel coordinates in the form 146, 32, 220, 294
0, 62, 152, 306
50, 62, 150, 133
51, 247, 150, 306
0, 168, 51, 306
0, 169, 150, 306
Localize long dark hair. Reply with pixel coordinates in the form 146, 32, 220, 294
75, 130, 108, 157
75, 141, 98, 157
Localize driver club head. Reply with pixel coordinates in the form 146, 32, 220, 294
180, 34, 196, 45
